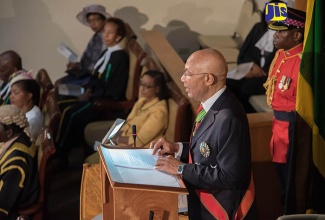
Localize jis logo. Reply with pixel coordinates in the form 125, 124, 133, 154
265, 2, 287, 21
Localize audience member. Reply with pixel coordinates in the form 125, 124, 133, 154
263, 7, 305, 208
0, 50, 23, 105
55, 17, 129, 165
0, 105, 39, 220
151, 49, 256, 219
10, 71, 44, 140
84, 70, 170, 163
54, 4, 111, 87
226, 0, 282, 113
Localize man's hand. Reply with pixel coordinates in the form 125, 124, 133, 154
155, 155, 184, 175
78, 88, 92, 102
245, 63, 266, 78
67, 62, 79, 70
150, 137, 179, 156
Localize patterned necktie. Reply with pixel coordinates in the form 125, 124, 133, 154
189, 104, 206, 164
193, 104, 206, 136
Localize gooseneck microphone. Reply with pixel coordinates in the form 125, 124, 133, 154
132, 125, 137, 147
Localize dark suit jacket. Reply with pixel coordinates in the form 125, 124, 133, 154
181, 88, 257, 220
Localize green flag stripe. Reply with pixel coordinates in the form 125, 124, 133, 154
300, 0, 325, 139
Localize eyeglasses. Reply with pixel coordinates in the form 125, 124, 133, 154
139, 82, 157, 89
182, 69, 211, 78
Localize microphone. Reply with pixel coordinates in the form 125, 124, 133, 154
132, 125, 137, 147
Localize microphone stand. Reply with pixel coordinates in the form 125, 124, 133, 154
132, 125, 137, 148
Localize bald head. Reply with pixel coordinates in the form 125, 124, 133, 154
187, 48, 228, 82
181, 49, 229, 102
0, 50, 22, 82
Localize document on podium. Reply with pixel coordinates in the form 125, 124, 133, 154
99, 147, 183, 188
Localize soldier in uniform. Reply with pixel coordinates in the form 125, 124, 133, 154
263, 7, 306, 205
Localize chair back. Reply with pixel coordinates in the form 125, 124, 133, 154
165, 81, 191, 142
36, 69, 54, 110
142, 57, 161, 73
42, 90, 62, 139
119, 22, 137, 49
19, 127, 56, 219
125, 38, 146, 101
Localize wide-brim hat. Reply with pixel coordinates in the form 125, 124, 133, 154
76, 4, 111, 27
269, 7, 306, 31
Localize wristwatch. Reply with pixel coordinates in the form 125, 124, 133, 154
177, 164, 186, 175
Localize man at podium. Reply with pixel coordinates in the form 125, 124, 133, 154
152, 49, 256, 219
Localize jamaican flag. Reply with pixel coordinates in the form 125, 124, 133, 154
286, 0, 325, 214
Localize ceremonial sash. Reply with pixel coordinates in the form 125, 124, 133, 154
189, 104, 255, 219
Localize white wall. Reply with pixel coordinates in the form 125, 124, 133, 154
0, 0, 246, 82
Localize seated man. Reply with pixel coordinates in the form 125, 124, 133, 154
54, 4, 111, 87
226, 0, 281, 112
0, 50, 23, 105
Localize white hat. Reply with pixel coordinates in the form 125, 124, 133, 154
76, 4, 111, 27
10, 70, 34, 86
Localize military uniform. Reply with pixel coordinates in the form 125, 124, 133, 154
263, 6, 306, 207
264, 43, 303, 163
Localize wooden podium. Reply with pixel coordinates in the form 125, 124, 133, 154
99, 147, 188, 220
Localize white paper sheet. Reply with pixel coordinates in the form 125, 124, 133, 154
58, 84, 84, 96
227, 62, 254, 80
100, 147, 182, 188
57, 43, 78, 62
109, 149, 158, 169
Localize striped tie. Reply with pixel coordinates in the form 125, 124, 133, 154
189, 104, 206, 163
193, 104, 206, 136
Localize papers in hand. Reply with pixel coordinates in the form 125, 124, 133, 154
57, 43, 78, 62
58, 84, 84, 97
227, 62, 254, 80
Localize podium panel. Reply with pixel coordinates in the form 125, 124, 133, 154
99, 147, 187, 220
101, 162, 179, 220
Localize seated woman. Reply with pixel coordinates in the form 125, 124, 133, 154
0, 105, 39, 220
10, 71, 44, 139
55, 17, 129, 162
84, 70, 170, 163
